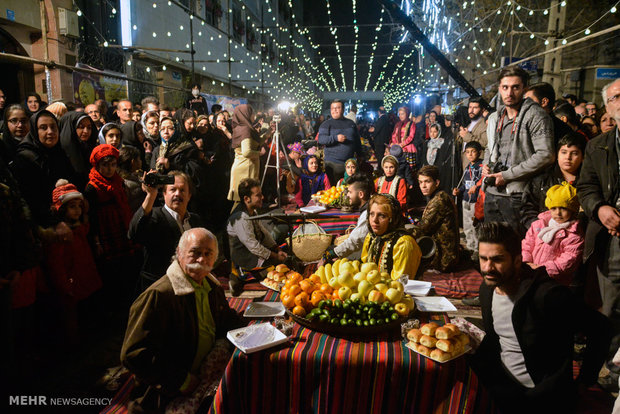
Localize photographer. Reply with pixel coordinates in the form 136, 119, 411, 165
128, 170, 203, 291
483, 67, 554, 237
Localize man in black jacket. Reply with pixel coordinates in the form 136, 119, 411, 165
129, 171, 202, 290
469, 222, 609, 413
576, 77, 620, 390
369, 106, 391, 160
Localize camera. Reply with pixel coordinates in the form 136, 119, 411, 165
143, 172, 175, 187
272, 114, 281, 123
483, 162, 508, 186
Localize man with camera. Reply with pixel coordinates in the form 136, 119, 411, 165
129, 171, 203, 290
483, 67, 555, 237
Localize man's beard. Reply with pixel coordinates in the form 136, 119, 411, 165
481, 270, 506, 287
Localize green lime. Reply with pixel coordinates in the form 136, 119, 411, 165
340, 318, 349, 326
355, 319, 363, 327
369, 318, 376, 326
363, 320, 369, 327
319, 314, 329, 322
330, 318, 339, 325
391, 313, 399, 320
334, 299, 343, 308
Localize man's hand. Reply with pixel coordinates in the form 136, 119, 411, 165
458, 126, 468, 139
527, 263, 541, 269
486, 172, 506, 187
156, 157, 169, 170
141, 170, 160, 196
468, 186, 477, 195
452, 188, 460, 196
337, 134, 346, 143
276, 250, 288, 262
481, 164, 490, 176
598, 205, 620, 234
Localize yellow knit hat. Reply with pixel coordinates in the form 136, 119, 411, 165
545, 182, 579, 212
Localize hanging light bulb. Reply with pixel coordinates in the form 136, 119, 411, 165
76, 9, 82, 16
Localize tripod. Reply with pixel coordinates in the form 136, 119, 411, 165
261, 117, 294, 208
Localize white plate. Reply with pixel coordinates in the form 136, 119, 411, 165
259, 280, 281, 292
413, 296, 457, 312
300, 205, 327, 214
243, 302, 286, 318
227, 323, 289, 354
406, 342, 471, 363
404, 280, 432, 297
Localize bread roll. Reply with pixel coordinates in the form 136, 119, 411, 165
430, 348, 452, 362
436, 338, 457, 353
456, 333, 470, 347
407, 329, 423, 343
420, 322, 439, 336
435, 327, 456, 340
443, 323, 460, 335
416, 344, 431, 357
420, 335, 438, 348
276, 264, 289, 273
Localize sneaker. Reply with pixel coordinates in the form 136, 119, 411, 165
462, 296, 481, 306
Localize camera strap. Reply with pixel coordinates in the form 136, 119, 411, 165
495, 109, 519, 166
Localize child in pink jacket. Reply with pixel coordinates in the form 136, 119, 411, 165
522, 182, 584, 286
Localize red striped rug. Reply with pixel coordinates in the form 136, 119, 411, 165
422, 268, 483, 299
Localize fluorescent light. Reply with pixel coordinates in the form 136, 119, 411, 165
120, 0, 132, 47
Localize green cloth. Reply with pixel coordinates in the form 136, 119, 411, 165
187, 275, 216, 373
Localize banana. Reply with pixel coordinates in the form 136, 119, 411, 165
333, 259, 341, 277
325, 263, 333, 279
316, 266, 327, 284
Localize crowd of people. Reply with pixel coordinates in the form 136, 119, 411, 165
0, 69, 619, 413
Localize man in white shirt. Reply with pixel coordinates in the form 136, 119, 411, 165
345, 104, 358, 123
469, 222, 609, 414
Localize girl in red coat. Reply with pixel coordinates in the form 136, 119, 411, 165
46, 179, 102, 343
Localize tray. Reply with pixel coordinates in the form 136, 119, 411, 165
406, 342, 471, 364
414, 296, 457, 312
226, 323, 289, 354
286, 309, 406, 338
404, 280, 432, 297
300, 205, 327, 214
243, 302, 286, 318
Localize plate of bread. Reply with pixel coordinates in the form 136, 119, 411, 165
405, 322, 471, 363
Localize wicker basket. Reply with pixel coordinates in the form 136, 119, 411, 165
292, 221, 332, 263
334, 224, 356, 246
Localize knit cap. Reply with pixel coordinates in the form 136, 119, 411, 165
389, 144, 403, 158
545, 182, 579, 212
90, 144, 119, 166
52, 179, 84, 211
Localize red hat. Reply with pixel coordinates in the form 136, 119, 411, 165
90, 144, 119, 166
52, 179, 84, 211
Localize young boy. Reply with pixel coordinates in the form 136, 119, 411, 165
452, 141, 483, 252
521, 132, 587, 229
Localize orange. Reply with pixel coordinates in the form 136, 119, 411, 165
281, 293, 295, 309
309, 274, 321, 284
319, 284, 333, 295
292, 305, 307, 317
299, 279, 316, 294
288, 284, 301, 297
280, 286, 289, 296
332, 289, 340, 300
290, 272, 303, 284
294, 291, 310, 308
310, 291, 326, 307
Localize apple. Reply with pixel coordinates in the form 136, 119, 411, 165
367, 289, 384, 303
353, 272, 367, 284
337, 270, 356, 288
394, 302, 409, 317
385, 288, 403, 304
350, 292, 365, 303
375, 283, 389, 294
361, 262, 378, 274
366, 269, 381, 284
338, 286, 352, 301
339, 262, 353, 276
380, 271, 390, 281
328, 276, 340, 289
389, 280, 404, 293
401, 295, 415, 311
357, 280, 373, 297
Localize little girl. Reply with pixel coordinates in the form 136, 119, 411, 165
375, 155, 407, 210
46, 179, 102, 343
336, 158, 357, 187
521, 182, 584, 285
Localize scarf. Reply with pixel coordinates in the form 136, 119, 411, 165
537, 218, 572, 244
231, 104, 260, 149
141, 110, 161, 146
300, 157, 326, 205
88, 168, 132, 227
426, 137, 444, 166
342, 158, 357, 184
98, 122, 122, 146
367, 229, 407, 274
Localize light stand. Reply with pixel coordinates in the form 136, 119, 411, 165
261, 113, 294, 208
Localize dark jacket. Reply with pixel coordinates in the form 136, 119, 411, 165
185, 95, 208, 116
372, 114, 391, 147
471, 266, 610, 412
458, 160, 482, 203
317, 117, 361, 163
521, 164, 566, 229
128, 206, 202, 283
59, 111, 98, 189
421, 136, 459, 194
121, 259, 244, 412
576, 128, 618, 261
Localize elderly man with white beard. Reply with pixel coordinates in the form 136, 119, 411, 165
121, 228, 245, 413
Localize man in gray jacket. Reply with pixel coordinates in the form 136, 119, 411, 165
483, 67, 555, 237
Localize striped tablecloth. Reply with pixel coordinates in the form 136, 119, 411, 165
294, 208, 361, 236
209, 294, 496, 414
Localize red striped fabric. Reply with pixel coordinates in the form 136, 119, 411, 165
422, 269, 484, 299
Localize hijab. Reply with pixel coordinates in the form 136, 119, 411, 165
365, 194, 406, 272
1, 105, 28, 161
231, 104, 260, 149
426, 123, 444, 166
174, 108, 196, 142
300, 155, 327, 205
342, 158, 357, 183
141, 110, 160, 146
98, 122, 123, 146
59, 111, 99, 177
120, 120, 146, 168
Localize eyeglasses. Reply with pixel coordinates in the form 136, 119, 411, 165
87, 110, 100, 115
608, 93, 620, 104
8, 118, 28, 125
